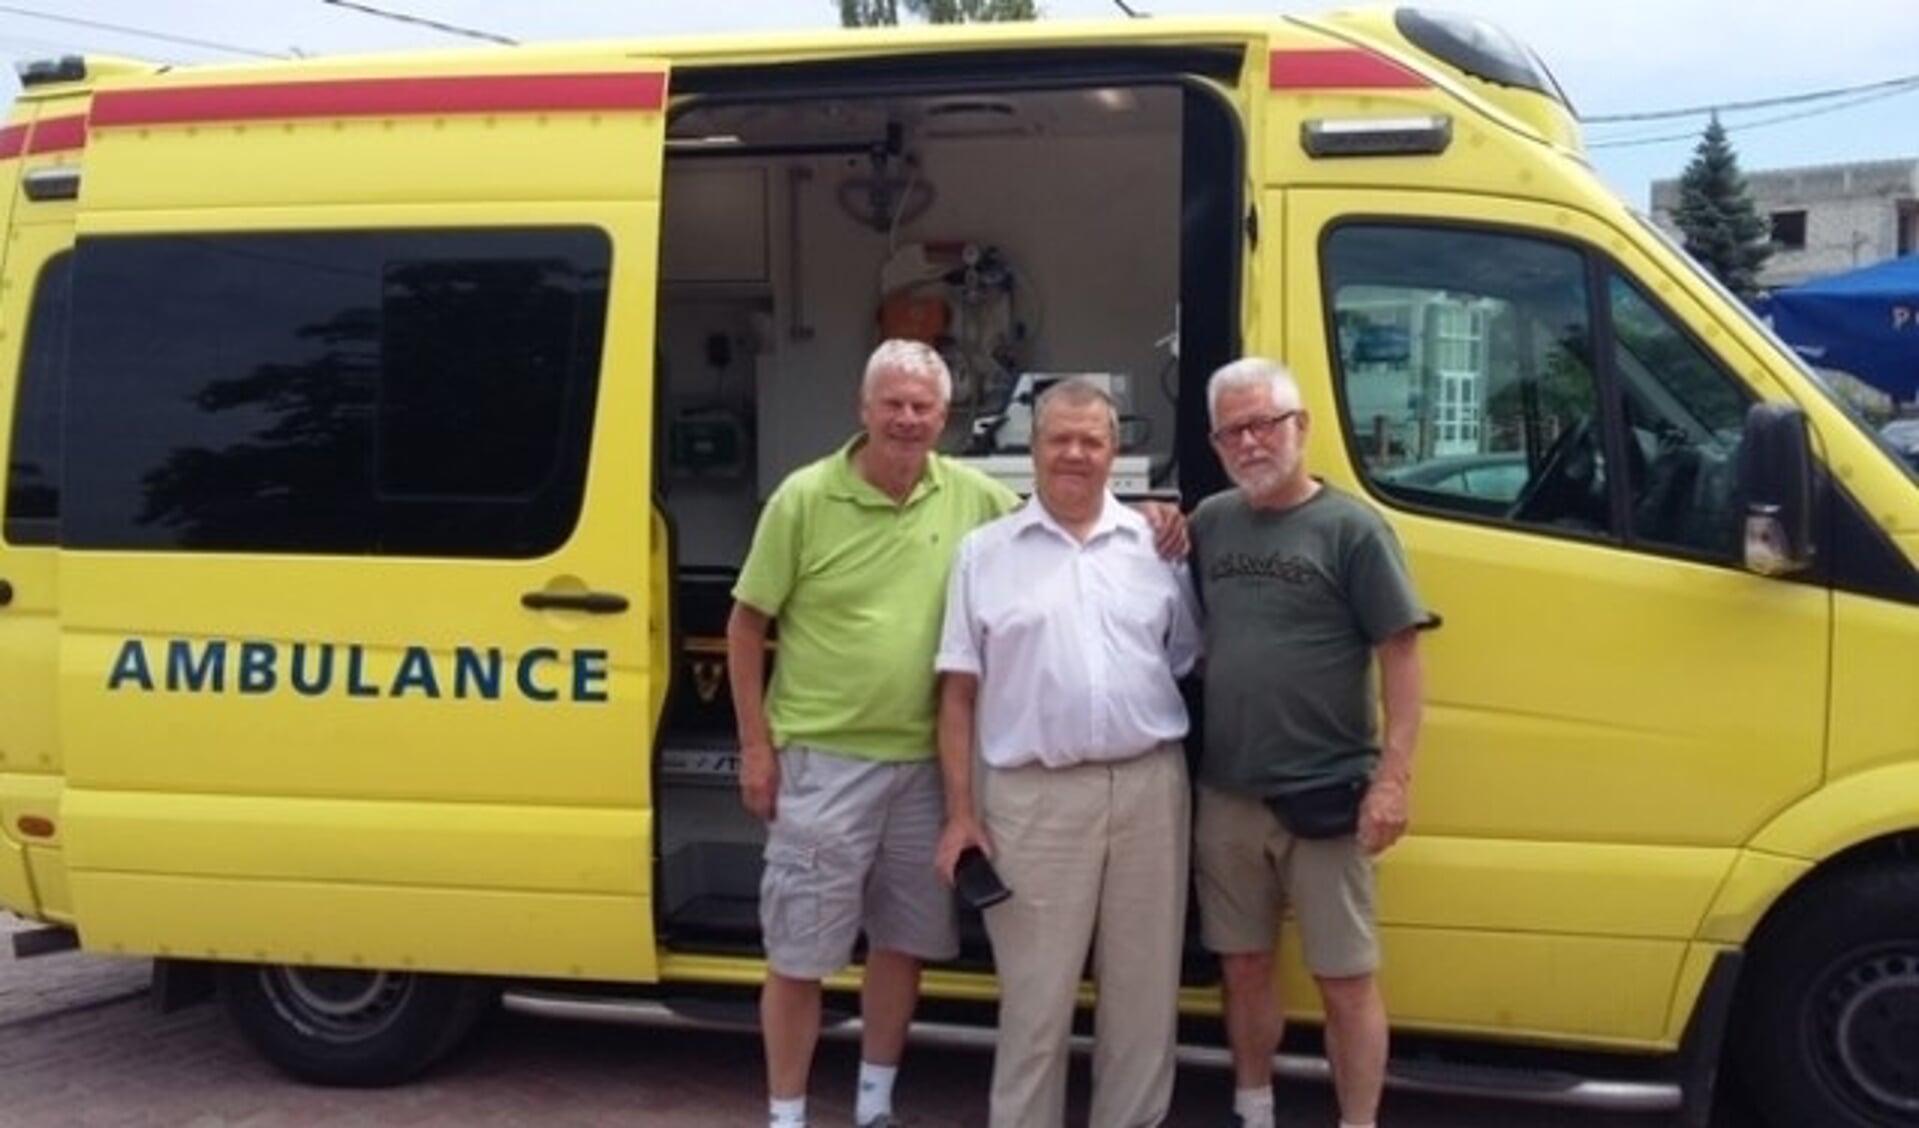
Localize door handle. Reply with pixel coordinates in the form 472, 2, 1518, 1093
521, 590, 629, 614
0, 579, 12, 607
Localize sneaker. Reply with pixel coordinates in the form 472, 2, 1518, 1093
855, 1117, 899, 1128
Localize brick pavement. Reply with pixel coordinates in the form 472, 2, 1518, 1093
0, 912, 1657, 1127
0, 913, 1199, 1128
0, 911, 1006, 1127
1, 911, 772, 1126
1, 913, 149, 1027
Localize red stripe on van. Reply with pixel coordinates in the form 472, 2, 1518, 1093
26, 114, 87, 154
0, 124, 26, 159
1269, 49, 1430, 90
91, 71, 668, 127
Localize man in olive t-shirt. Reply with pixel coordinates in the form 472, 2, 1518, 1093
1195, 489, 1422, 798
1191, 358, 1425, 1128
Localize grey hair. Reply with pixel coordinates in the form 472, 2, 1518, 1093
1033, 377, 1119, 442
1206, 357, 1301, 427
861, 339, 953, 404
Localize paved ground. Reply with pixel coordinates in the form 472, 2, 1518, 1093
0, 915, 148, 1025
1, 913, 1682, 1126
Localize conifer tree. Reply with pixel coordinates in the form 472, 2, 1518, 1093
1672, 116, 1773, 301
839, 0, 899, 25
839, 0, 1036, 25
912, 0, 1038, 19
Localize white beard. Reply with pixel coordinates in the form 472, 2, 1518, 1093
1227, 453, 1296, 500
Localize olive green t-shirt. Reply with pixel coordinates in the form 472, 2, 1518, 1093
1192, 483, 1423, 796
732, 437, 1019, 761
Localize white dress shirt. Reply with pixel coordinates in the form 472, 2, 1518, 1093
935, 493, 1202, 769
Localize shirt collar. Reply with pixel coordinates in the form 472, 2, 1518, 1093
825, 434, 945, 508
1012, 490, 1139, 544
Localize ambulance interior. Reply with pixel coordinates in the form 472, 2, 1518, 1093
651, 72, 1241, 959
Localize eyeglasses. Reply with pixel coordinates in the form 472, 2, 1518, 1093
1209, 410, 1299, 445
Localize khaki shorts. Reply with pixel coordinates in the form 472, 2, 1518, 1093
760, 745, 957, 980
1193, 783, 1378, 978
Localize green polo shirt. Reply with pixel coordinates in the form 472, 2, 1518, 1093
733, 437, 1019, 761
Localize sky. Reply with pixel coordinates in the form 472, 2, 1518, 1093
1, 0, 1916, 208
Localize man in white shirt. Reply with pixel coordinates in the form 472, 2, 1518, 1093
934, 378, 1202, 1128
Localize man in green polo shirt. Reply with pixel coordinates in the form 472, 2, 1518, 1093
727, 339, 1018, 1128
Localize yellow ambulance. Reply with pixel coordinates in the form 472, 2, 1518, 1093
1, 9, 1914, 1125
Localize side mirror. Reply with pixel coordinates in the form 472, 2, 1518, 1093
1739, 403, 1815, 576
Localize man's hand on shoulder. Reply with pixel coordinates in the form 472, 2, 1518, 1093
1134, 499, 1189, 560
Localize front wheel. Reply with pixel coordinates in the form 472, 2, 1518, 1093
1732, 864, 1919, 1127
219, 963, 496, 1086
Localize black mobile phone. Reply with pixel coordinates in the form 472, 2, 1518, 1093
954, 846, 1011, 910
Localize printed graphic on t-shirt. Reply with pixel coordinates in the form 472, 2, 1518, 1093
1206, 551, 1319, 586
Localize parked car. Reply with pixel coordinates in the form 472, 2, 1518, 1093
1377, 451, 1530, 502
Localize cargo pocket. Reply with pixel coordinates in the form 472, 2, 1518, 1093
761, 838, 822, 971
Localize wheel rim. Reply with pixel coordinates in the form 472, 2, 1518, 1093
1813, 942, 1919, 1119
258, 966, 415, 1045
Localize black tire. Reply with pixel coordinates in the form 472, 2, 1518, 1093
1732, 863, 1919, 1127
219, 963, 497, 1087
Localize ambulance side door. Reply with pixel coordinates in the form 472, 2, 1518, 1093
57, 61, 674, 982
1283, 190, 1828, 1045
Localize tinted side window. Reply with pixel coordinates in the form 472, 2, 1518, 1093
64, 230, 609, 557
1328, 225, 1615, 537
4, 253, 72, 547
377, 259, 590, 499
1609, 273, 1751, 560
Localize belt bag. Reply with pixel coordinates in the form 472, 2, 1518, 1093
1264, 778, 1367, 840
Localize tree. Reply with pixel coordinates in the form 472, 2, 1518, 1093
912, 0, 1038, 18
1671, 116, 1773, 302
839, 0, 1036, 26
839, 0, 899, 25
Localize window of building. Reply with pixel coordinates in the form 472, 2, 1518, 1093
1771, 209, 1808, 250
62, 229, 609, 557
1431, 303, 1488, 454
4, 253, 72, 547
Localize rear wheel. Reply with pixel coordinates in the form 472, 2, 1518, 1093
1733, 864, 1919, 1127
219, 963, 496, 1086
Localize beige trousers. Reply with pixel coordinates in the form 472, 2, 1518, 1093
980, 745, 1191, 1128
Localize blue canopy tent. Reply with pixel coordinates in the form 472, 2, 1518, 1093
1766, 254, 1919, 404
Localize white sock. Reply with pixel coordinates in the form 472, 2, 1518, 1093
1234, 1085, 1275, 1128
769, 1095, 806, 1128
1338, 1123, 1376, 1128
856, 1061, 898, 1123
